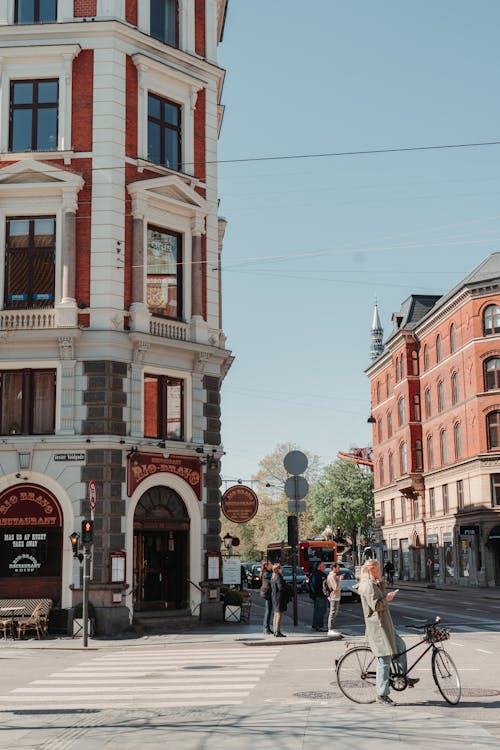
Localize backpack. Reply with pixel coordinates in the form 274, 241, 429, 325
322, 576, 331, 597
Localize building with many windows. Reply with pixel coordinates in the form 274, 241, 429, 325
0, 0, 232, 633
367, 254, 500, 587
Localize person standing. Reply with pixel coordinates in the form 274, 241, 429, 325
259, 561, 273, 635
270, 562, 289, 638
326, 562, 343, 637
309, 561, 328, 631
358, 558, 418, 705
384, 559, 395, 585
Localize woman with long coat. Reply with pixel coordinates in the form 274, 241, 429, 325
270, 562, 289, 638
259, 561, 273, 635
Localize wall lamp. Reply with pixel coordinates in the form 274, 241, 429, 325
367, 412, 376, 424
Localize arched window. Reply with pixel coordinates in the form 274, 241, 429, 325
437, 380, 445, 412
412, 350, 419, 376
424, 387, 431, 418
454, 422, 462, 459
483, 304, 500, 336
423, 344, 429, 371
440, 429, 447, 465
436, 334, 442, 363
400, 354, 405, 378
415, 439, 423, 470
376, 381, 381, 404
387, 411, 393, 438
484, 358, 500, 391
388, 452, 394, 482
379, 457, 384, 486
451, 372, 459, 404
398, 397, 406, 426
450, 323, 456, 353
399, 441, 408, 474
395, 357, 400, 383
386, 373, 391, 397
427, 434, 434, 469
487, 411, 500, 449
377, 418, 383, 442
413, 394, 421, 421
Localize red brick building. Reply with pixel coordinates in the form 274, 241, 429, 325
0, 0, 232, 633
366, 254, 500, 587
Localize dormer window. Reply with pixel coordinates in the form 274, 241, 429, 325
15, 0, 57, 24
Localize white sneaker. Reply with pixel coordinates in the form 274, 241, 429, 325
328, 630, 342, 637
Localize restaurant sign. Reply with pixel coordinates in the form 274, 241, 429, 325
221, 485, 259, 524
127, 452, 202, 500
0, 484, 62, 527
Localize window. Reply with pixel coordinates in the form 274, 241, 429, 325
457, 479, 464, 510
399, 441, 408, 474
387, 411, 393, 438
436, 334, 442, 363
395, 357, 400, 383
378, 457, 384, 486
423, 344, 429, 371
427, 434, 434, 469
380, 501, 385, 525
377, 418, 382, 442
484, 358, 500, 391
484, 304, 500, 336
9, 79, 58, 152
442, 484, 449, 515
14, 0, 57, 23
491, 474, 500, 507
412, 497, 419, 520
148, 92, 182, 170
429, 488, 435, 517
0, 369, 55, 435
146, 226, 182, 319
386, 373, 391, 397
487, 411, 500, 450
390, 498, 395, 524
424, 387, 431, 418
398, 397, 406, 426
150, 0, 178, 46
454, 422, 462, 459
437, 380, 445, 412
450, 323, 456, 353
401, 497, 406, 523
440, 429, 447, 465
400, 354, 405, 379
4, 217, 55, 309
451, 372, 459, 404
144, 374, 184, 440
376, 381, 381, 404
411, 350, 419, 375
413, 394, 421, 421
388, 452, 394, 482
415, 439, 423, 471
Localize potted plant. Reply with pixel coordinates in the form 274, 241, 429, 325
72, 600, 96, 637
222, 588, 243, 623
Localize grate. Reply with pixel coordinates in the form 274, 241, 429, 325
458, 688, 500, 697
294, 691, 338, 700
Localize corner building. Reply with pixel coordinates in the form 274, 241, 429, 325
367, 254, 500, 588
0, 0, 232, 633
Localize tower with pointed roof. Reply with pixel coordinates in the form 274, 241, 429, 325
370, 303, 384, 360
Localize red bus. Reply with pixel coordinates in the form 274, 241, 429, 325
266, 539, 337, 573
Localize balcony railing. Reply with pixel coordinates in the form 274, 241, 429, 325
149, 318, 188, 341
0, 310, 56, 330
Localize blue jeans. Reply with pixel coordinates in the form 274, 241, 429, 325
263, 598, 273, 631
312, 597, 327, 628
376, 634, 408, 696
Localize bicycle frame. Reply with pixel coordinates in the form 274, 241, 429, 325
391, 635, 439, 681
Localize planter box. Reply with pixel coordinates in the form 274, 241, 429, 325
224, 605, 241, 623
72, 618, 95, 637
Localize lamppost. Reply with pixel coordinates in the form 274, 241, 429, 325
223, 532, 233, 558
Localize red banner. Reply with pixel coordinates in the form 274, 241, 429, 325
0, 484, 62, 527
127, 452, 202, 500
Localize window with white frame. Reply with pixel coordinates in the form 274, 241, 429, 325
150, 0, 178, 46
0, 368, 55, 435
4, 216, 55, 309
14, 0, 57, 23
144, 373, 184, 440
146, 225, 182, 319
147, 92, 182, 170
10, 79, 58, 152
484, 304, 500, 336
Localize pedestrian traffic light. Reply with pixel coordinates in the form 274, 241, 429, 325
81, 519, 93, 546
336, 525, 342, 540
287, 515, 298, 548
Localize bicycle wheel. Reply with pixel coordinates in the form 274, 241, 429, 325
432, 648, 461, 705
336, 646, 377, 704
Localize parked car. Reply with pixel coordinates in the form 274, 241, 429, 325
246, 563, 262, 588
240, 562, 253, 587
281, 565, 308, 592
323, 567, 360, 601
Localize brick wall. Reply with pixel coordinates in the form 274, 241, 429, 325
74, 0, 97, 17
195, 0, 206, 57
194, 88, 206, 182
126, 0, 138, 26
72, 50, 94, 152
125, 56, 138, 159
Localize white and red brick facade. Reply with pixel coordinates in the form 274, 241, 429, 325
367, 255, 500, 588
0, 0, 231, 633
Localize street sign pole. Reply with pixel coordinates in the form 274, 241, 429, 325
292, 478, 298, 626
283, 451, 309, 629
82, 544, 90, 648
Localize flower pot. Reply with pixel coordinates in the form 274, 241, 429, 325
224, 604, 241, 623
72, 618, 94, 637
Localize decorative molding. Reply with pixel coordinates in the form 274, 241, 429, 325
194, 352, 209, 373
133, 342, 150, 363
58, 337, 74, 359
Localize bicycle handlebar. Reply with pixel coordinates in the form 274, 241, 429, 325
407, 615, 442, 630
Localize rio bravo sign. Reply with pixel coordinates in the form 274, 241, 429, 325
221, 485, 259, 524
0, 485, 62, 527
127, 452, 202, 500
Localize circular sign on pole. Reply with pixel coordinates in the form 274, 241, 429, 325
284, 475, 309, 500
283, 450, 308, 476
88, 480, 97, 511
221, 485, 259, 524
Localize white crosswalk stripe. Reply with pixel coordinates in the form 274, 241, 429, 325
2, 647, 281, 710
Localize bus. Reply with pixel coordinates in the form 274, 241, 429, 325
266, 539, 337, 574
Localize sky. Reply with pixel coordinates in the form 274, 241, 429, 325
216, 0, 500, 485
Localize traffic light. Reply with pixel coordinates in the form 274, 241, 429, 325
287, 515, 298, 548
81, 519, 93, 546
335, 525, 342, 540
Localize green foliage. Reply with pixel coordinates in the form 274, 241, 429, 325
221, 588, 244, 606
72, 600, 96, 619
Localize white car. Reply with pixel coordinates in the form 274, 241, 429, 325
325, 567, 360, 601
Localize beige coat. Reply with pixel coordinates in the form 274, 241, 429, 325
359, 576, 397, 657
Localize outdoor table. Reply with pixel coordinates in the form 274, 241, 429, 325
0, 607, 26, 638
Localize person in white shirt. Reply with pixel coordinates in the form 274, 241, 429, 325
326, 562, 343, 637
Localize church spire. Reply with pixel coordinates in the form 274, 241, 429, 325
370, 302, 384, 360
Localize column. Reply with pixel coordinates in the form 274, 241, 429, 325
129, 198, 149, 333
56, 195, 78, 328
191, 218, 204, 319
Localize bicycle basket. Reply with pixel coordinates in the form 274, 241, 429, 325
426, 626, 449, 643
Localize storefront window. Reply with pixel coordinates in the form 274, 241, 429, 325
400, 538, 410, 579
443, 533, 454, 578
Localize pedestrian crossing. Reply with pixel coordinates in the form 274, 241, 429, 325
1, 647, 281, 710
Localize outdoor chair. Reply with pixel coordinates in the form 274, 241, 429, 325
17, 602, 44, 639
0, 617, 13, 639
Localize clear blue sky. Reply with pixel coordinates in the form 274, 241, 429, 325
216, 0, 500, 483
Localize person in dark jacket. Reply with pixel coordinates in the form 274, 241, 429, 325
271, 562, 290, 638
259, 560, 273, 635
309, 561, 328, 631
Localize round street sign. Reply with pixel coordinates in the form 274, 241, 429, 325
221, 485, 259, 524
88, 480, 97, 511
283, 450, 308, 476
284, 475, 309, 500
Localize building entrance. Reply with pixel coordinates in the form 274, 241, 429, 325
133, 486, 190, 610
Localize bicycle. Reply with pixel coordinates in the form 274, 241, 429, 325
335, 616, 461, 705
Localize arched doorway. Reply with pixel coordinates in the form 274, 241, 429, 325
133, 486, 190, 610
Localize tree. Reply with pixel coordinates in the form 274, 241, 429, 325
309, 459, 374, 560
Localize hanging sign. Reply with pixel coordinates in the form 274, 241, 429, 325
221, 485, 259, 524
88, 480, 97, 511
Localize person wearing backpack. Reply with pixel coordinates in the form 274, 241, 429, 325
325, 562, 343, 637
259, 561, 273, 635
309, 561, 328, 631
